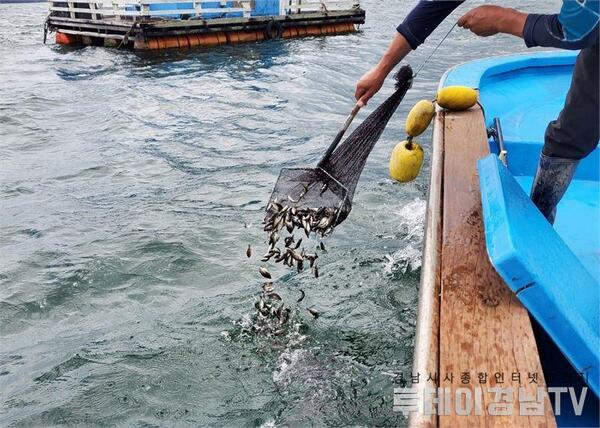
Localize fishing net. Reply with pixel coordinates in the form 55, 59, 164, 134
267, 65, 413, 228
322, 64, 413, 200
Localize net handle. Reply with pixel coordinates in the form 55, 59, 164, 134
317, 103, 361, 168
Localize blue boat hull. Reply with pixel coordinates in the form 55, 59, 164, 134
442, 52, 599, 427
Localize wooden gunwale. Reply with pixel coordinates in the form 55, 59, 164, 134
408, 97, 556, 427
407, 106, 444, 428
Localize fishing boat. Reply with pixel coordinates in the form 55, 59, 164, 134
44, 0, 364, 49
408, 51, 599, 427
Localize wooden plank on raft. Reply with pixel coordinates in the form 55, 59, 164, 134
438, 105, 556, 427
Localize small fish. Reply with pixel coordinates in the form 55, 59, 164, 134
269, 231, 279, 246
284, 236, 294, 247
246, 244, 252, 258
274, 216, 284, 231
320, 183, 328, 195
290, 249, 303, 262
285, 221, 294, 233
305, 253, 318, 268
268, 293, 282, 301
297, 289, 305, 303
263, 282, 273, 293
294, 238, 303, 249
259, 267, 272, 279
281, 308, 291, 324
317, 217, 329, 229
313, 266, 319, 278
287, 195, 298, 203
319, 242, 326, 252
307, 308, 320, 319
297, 259, 303, 273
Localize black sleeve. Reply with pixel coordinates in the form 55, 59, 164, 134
524, 14, 600, 50
396, 0, 465, 50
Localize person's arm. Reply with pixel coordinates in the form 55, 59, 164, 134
355, 1, 464, 106
458, 5, 598, 49
457, 5, 526, 37
524, 14, 599, 50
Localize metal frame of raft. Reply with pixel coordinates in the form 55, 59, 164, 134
46, 0, 365, 49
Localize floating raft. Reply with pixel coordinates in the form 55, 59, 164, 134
46, 0, 365, 49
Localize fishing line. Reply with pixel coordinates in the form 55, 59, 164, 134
414, 23, 457, 78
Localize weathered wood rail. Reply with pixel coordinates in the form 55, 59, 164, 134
408, 104, 556, 427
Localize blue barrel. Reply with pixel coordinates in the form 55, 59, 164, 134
252, 0, 280, 16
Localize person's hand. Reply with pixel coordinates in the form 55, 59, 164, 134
458, 5, 506, 37
355, 66, 386, 107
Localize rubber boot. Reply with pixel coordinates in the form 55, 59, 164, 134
530, 153, 579, 225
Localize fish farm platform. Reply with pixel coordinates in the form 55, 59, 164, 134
45, 0, 365, 49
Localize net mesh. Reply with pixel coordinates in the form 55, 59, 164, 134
322, 65, 414, 199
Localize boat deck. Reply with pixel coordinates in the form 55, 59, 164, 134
478, 63, 599, 281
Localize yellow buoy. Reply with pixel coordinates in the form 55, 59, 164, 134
389, 139, 424, 183
436, 86, 478, 111
405, 100, 435, 137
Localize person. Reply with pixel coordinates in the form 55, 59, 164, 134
356, 1, 599, 224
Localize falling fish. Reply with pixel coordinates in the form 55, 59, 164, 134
268, 293, 282, 301
263, 282, 273, 293
259, 267, 272, 279
246, 244, 252, 258
313, 266, 319, 278
297, 289, 305, 303
319, 242, 326, 252
307, 308, 320, 319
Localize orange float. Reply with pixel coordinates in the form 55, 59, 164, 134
133, 23, 356, 49
55, 32, 81, 45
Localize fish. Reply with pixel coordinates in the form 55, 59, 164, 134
284, 236, 294, 247
268, 293, 282, 301
305, 253, 318, 268
246, 244, 252, 258
263, 282, 274, 293
269, 231, 279, 246
307, 308, 320, 319
259, 267, 272, 279
297, 289, 305, 303
294, 238, 303, 249
290, 249, 303, 262
313, 266, 319, 278
319, 242, 326, 252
